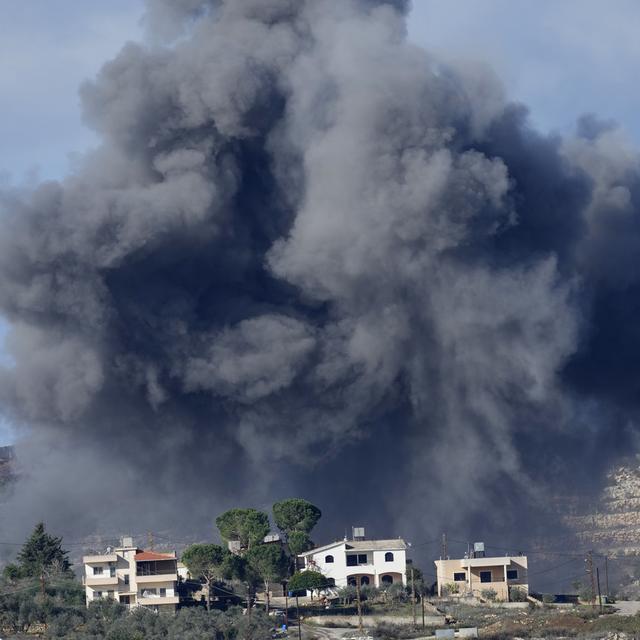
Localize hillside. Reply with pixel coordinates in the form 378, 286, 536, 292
561, 461, 640, 556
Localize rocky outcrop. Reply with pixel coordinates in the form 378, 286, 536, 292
559, 462, 640, 557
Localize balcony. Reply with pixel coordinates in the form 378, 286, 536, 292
83, 554, 117, 564
136, 573, 177, 584
84, 575, 118, 587
138, 595, 179, 606
461, 557, 510, 568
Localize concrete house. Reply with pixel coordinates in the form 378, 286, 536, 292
83, 537, 180, 611
434, 545, 528, 601
299, 529, 408, 588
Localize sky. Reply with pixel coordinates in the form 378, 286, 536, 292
0, 0, 639, 447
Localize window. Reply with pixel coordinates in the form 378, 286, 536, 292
381, 575, 393, 585
506, 569, 518, 580
480, 571, 492, 583
325, 555, 334, 563
347, 555, 358, 566
454, 572, 466, 582
95, 591, 103, 599
124, 574, 130, 585
361, 576, 370, 585
358, 554, 368, 564
160, 588, 166, 597
348, 577, 357, 586
385, 552, 394, 562
110, 566, 116, 578
93, 567, 103, 575
107, 590, 114, 599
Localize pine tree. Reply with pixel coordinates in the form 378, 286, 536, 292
16, 522, 71, 578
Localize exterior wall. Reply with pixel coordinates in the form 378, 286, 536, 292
434, 556, 528, 602
302, 542, 407, 588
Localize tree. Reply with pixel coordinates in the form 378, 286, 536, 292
246, 544, 288, 615
15, 522, 70, 579
216, 509, 270, 551
287, 530, 313, 556
287, 570, 327, 596
273, 499, 321, 536
181, 544, 230, 611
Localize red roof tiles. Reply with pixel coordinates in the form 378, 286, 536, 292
135, 551, 175, 562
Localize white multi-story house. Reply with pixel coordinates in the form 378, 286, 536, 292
298, 531, 408, 588
83, 537, 179, 611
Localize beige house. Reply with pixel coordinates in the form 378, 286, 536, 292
83, 537, 179, 611
434, 553, 528, 601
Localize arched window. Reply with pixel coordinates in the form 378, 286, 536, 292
360, 576, 370, 586
325, 555, 334, 563
348, 577, 357, 586
385, 552, 394, 562
381, 575, 393, 585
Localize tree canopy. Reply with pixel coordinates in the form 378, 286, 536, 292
287, 530, 313, 556
181, 543, 235, 610
181, 544, 230, 581
215, 508, 270, 550
246, 544, 288, 586
287, 570, 328, 593
272, 499, 321, 535
246, 544, 288, 614
13, 522, 70, 578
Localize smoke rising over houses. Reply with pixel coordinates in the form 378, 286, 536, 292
0, 0, 639, 547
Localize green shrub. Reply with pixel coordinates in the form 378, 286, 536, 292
481, 588, 497, 602
509, 586, 528, 602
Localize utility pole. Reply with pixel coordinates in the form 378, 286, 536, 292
284, 583, 289, 630
586, 551, 596, 606
247, 583, 252, 623
296, 595, 302, 640
441, 533, 447, 560
147, 531, 154, 550
411, 566, 417, 628
605, 556, 609, 597
596, 567, 603, 613
421, 589, 425, 628
355, 580, 363, 633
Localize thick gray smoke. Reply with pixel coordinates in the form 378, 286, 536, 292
1, 0, 639, 553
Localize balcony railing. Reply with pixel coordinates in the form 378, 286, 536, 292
136, 573, 177, 584
84, 575, 118, 586
137, 595, 179, 606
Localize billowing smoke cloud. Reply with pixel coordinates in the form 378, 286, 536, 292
1, 0, 639, 552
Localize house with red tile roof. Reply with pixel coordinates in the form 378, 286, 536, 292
82, 536, 179, 611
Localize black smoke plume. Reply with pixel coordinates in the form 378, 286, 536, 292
1, 0, 639, 556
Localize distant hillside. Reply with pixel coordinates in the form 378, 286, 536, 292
560, 461, 640, 557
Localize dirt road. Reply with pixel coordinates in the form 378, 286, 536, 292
614, 600, 640, 616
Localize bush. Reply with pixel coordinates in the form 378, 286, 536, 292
337, 585, 356, 604
509, 586, 528, 602
386, 582, 408, 604
481, 588, 497, 602
542, 593, 556, 604
372, 621, 425, 639
360, 585, 380, 601
442, 582, 459, 596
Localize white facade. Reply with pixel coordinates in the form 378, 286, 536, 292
299, 538, 408, 588
83, 539, 179, 610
